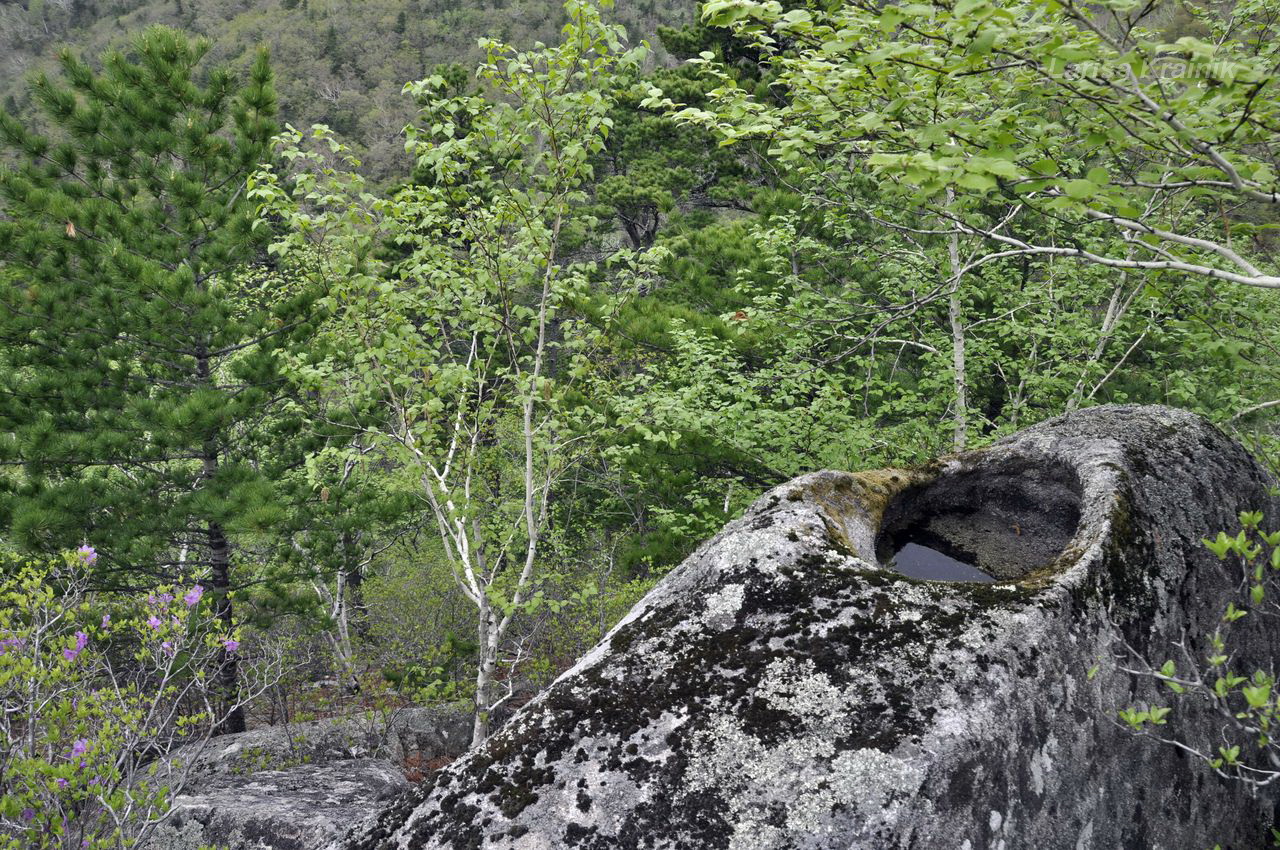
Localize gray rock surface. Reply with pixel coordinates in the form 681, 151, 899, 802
146, 759, 408, 850
335, 405, 1280, 850
167, 705, 471, 787
147, 705, 470, 849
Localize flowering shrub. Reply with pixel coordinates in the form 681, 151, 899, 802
0, 549, 280, 849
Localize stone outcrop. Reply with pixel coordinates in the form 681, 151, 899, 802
146, 706, 470, 850
167, 705, 471, 784
147, 759, 408, 850
336, 405, 1280, 850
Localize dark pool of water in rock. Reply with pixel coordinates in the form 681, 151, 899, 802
887, 541, 996, 583
875, 459, 1084, 582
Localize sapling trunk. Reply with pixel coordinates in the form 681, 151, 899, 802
946, 189, 968, 453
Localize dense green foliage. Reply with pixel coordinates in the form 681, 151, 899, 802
0, 0, 694, 181
0, 29, 311, 732
252, 0, 652, 742
2, 0, 1280, 840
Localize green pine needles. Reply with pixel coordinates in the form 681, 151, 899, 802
0, 28, 314, 733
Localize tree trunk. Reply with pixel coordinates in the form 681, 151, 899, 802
330, 570, 358, 694
471, 606, 499, 747
946, 204, 968, 453
1067, 257, 1137, 411
197, 347, 244, 736
341, 531, 369, 639
209, 519, 245, 735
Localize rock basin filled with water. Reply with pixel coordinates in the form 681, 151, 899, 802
875, 459, 1083, 583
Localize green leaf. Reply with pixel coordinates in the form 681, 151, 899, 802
968, 30, 997, 56
879, 7, 905, 31
1204, 533, 1234, 559
1242, 684, 1271, 709
1063, 178, 1098, 200
1118, 707, 1148, 729
957, 172, 997, 191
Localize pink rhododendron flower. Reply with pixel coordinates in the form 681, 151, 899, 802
62, 631, 88, 662
147, 616, 162, 630
183, 585, 203, 607
76, 545, 97, 565
222, 638, 240, 652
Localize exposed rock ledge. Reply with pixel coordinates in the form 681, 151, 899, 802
166, 705, 471, 784
335, 405, 1280, 850
149, 759, 408, 850
144, 706, 470, 850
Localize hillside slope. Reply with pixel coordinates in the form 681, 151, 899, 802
0, 0, 691, 180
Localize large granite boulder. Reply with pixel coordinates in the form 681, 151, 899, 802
336, 405, 1280, 850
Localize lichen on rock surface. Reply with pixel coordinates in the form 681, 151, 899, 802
683, 657, 925, 850
334, 405, 1280, 850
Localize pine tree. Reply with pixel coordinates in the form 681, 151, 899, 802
0, 28, 312, 734
323, 23, 341, 74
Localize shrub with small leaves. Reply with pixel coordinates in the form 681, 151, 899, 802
0, 550, 281, 849
1118, 510, 1280, 824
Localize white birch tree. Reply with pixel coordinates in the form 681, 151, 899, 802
252, 0, 648, 747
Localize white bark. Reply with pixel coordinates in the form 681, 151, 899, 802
946, 188, 968, 453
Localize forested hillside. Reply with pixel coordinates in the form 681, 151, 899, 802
0, 0, 691, 179
3, 0, 1280, 845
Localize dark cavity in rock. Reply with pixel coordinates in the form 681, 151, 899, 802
876, 458, 1083, 581
887, 541, 994, 582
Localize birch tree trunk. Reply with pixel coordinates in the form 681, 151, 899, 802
472, 605, 500, 744
946, 189, 968, 453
